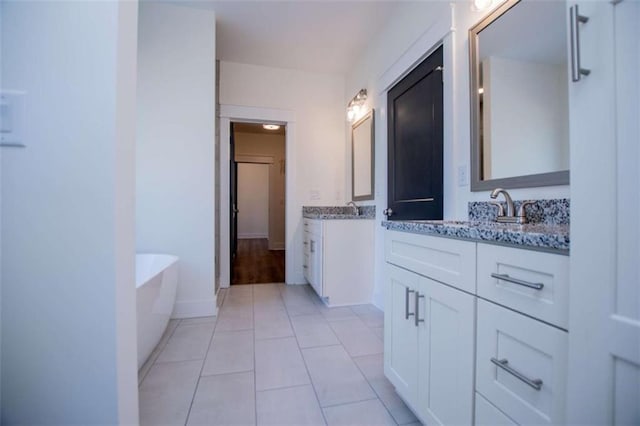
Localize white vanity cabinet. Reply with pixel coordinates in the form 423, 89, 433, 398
303, 218, 374, 306
384, 231, 476, 425
384, 230, 570, 426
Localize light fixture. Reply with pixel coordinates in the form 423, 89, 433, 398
347, 88, 367, 122
473, 0, 493, 11
263, 124, 281, 130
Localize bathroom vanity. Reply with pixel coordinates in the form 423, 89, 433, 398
303, 206, 375, 306
383, 200, 570, 425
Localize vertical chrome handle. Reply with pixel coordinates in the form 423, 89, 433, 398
405, 287, 415, 320
491, 358, 543, 391
570, 5, 591, 82
414, 292, 425, 327
310, 240, 315, 253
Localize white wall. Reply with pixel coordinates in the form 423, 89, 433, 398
137, 2, 216, 318
220, 62, 345, 282
237, 163, 269, 239
345, 1, 570, 308
483, 56, 569, 179
235, 131, 286, 249
1, 1, 138, 423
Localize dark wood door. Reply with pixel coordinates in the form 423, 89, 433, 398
387, 46, 443, 221
230, 123, 238, 281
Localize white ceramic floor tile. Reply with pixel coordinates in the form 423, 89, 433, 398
156, 323, 215, 363
256, 385, 326, 426
372, 327, 385, 340
139, 360, 202, 426
180, 316, 217, 326
323, 399, 396, 426
319, 306, 358, 322
216, 305, 254, 331
255, 337, 310, 391
302, 345, 376, 407
254, 311, 294, 340
353, 355, 418, 425
202, 329, 254, 376
139, 319, 180, 385
329, 318, 383, 357
350, 305, 384, 328
187, 371, 256, 426
285, 302, 322, 317
291, 314, 340, 348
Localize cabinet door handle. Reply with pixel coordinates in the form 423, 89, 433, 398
490, 358, 543, 391
414, 291, 425, 327
405, 287, 415, 319
570, 5, 591, 82
491, 273, 544, 290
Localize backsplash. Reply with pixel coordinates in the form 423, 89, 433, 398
468, 198, 570, 225
302, 205, 375, 219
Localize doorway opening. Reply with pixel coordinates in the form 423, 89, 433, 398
230, 122, 286, 285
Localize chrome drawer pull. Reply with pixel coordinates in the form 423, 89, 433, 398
415, 292, 425, 327
491, 273, 544, 290
405, 287, 415, 319
490, 358, 543, 391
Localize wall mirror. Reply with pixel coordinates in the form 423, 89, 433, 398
352, 110, 375, 201
469, 0, 570, 191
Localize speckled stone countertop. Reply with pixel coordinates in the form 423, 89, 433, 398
383, 220, 569, 253
303, 205, 375, 220
383, 199, 570, 253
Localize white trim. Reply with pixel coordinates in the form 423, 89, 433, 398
235, 154, 274, 164
377, 3, 455, 93
220, 104, 299, 288
238, 233, 268, 239
268, 241, 285, 250
171, 298, 218, 319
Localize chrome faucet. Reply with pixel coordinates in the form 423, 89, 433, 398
346, 201, 359, 216
489, 188, 534, 224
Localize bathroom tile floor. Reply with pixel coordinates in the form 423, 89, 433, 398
138, 283, 422, 426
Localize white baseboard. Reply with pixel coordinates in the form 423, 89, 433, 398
268, 241, 285, 250
172, 297, 218, 319
238, 233, 268, 239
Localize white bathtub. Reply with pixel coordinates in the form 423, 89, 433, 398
136, 253, 179, 369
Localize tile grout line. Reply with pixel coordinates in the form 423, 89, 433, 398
351, 355, 401, 425
280, 284, 330, 426
138, 318, 182, 387
183, 299, 220, 426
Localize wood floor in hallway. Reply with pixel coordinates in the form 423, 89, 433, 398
232, 238, 285, 285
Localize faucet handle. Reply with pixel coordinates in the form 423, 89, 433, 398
489, 201, 505, 217
517, 201, 536, 222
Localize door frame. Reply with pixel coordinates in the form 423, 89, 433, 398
220, 104, 296, 288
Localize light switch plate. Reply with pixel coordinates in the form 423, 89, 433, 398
457, 164, 469, 187
0, 91, 26, 147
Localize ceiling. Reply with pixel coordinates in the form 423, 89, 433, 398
183, 0, 405, 74
234, 122, 286, 135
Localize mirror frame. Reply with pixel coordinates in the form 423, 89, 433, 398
469, 0, 570, 191
351, 109, 375, 201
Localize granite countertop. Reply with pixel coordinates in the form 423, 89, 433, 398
382, 220, 570, 253
303, 206, 375, 220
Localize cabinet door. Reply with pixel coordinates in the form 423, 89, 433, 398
384, 264, 420, 405
308, 234, 323, 297
416, 279, 475, 425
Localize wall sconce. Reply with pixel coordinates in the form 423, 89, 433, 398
347, 89, 367, 122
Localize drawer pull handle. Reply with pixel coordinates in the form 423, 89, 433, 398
405, 287, 415, 319
303, 242, 308, 245
415, 291, 425, 327
491, 273, 544, 290
303, 265, 308, 269
490, 358, 543, 391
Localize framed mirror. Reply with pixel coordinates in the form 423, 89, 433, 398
469, 0, 570, 191
352, 110, 375, 201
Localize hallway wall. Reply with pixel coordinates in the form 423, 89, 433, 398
237, 163, 270, 239
235, 131, 286, 250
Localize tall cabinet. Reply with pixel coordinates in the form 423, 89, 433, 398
567, 1, 640, 423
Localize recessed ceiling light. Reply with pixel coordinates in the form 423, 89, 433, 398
263, 124, 281, 130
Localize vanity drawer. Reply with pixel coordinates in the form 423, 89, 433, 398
477, 243, 569, 329
303, 218, 322, 236
475, 392, 516, 425
476, 299, 567, 426
385, 230, 476, 293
